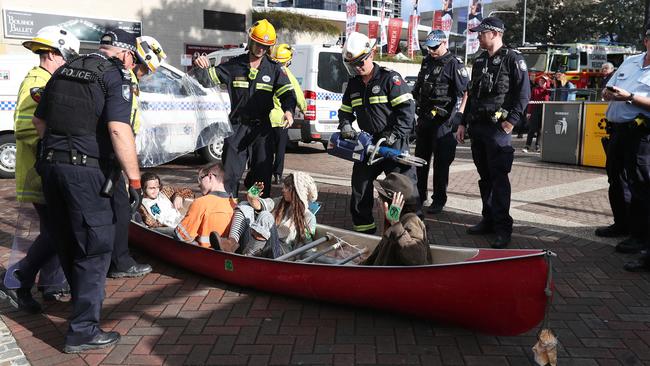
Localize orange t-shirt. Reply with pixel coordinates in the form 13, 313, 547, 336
175, 192, 236, 248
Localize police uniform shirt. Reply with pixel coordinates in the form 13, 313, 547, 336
35, 54, 132, 159
412, 52, 469, 117
196, 53, 296, 122
338, 64, 415, 138
463, 47, 530, 127
605, 52, 650, 123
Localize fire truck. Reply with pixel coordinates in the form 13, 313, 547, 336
518, 42, 638, 88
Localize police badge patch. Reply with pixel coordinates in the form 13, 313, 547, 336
458, 67, 469, 78
372, 85, 380, 94
518, 59, 528, 71
29, 87, 44, 103
262, 75, 271, 82
122, 84, 131, 101
392, 75, 401, 85
493, 56, 501, 65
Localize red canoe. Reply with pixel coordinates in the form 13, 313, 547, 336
129, 222, 554, 336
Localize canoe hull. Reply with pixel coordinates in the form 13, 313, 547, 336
129, 223, 551, 336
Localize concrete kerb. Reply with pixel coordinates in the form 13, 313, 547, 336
0, 316, 29, 365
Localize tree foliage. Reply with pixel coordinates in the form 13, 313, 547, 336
252, 10, 340, 36
497, 0, 645, 48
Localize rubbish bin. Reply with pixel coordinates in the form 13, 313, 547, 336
540, 102, 583, 165
581, 102, 609, 168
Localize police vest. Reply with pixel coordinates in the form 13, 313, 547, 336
468, 48, 514, 113
42, 54, 124, 137
419, 54, 455, 107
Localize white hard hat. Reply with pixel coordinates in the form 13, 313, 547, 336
136, 36, 167, 72
342, 32, 377, 76
22, 26, 80, 61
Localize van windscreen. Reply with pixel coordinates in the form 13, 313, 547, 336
318, 52, 347, 94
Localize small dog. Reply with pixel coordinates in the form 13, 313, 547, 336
532, 328, 558, 366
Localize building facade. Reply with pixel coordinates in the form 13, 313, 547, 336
1, 0, 253, 69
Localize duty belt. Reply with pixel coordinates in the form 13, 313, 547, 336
43, 149, 102, 168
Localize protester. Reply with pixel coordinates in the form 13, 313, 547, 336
175, 163, 236, 248
362, 173, 432, 266
138, 172, 194, 230
552, 72, 576, 101
215, 172, 318, 257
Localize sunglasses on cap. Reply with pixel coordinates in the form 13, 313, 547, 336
428, 43, 442, 51
346, 52, 371, 67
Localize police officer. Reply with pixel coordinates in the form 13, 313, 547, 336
0, 27, 79, 313
601, 25, 650, 272
456, 17, 530, 248
31, 28, 142, 353
108, 36, 166, 279
192, 19, 297, 198
413, 30, 468, 214
338, 32, 417, 234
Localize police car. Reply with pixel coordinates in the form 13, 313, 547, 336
0, 55, 229, 178
136, 62, 230, 166
209, 43, 349, 148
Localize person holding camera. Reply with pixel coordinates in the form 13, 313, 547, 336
455, 17, 530, 248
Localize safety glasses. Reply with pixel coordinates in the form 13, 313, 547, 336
428, 44, 442, 51
198, 172, 213, 183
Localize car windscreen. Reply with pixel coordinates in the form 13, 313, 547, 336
140, 66, 206, 96
521, 53, 547, 72
317, 52, 347, 94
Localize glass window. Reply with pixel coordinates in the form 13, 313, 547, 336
317, 52, 347, 93
139, 66, 206, 96
521, 53, 547, 72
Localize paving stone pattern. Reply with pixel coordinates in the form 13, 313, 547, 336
0, 141, 649, 365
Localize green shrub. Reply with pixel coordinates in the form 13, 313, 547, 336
252, 10, 341, 36
375, 54, 423, 64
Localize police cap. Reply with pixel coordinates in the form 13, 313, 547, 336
100, 28, 138, 52
425, 30, 447, 48
470, 17, 505, 33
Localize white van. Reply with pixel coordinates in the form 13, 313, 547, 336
0, 54, 39, 178
208, 43, 348, 147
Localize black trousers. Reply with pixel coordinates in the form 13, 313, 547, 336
223, 121, 274, 198
110, 175, 136, 272
272, 127, 289, 176
414, 119, 457, 206
12, 203, 66, 292
606, 125, 650, 241
40, 162, 114, 346
469, 122, 515, 236
350, 138, 418, 233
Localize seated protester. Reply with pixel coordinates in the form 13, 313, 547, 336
362, 173, 433, 266
175, 163, 236, 248
138, 172, 194, 229
215, 172, 318, 258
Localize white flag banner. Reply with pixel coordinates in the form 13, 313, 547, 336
346, 0, 358, 38
379, 0, 388, 46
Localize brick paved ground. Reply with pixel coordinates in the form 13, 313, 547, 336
0, 140, 649, 365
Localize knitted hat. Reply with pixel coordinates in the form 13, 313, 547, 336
291, 172, 318, 210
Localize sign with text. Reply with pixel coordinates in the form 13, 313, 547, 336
465, 0, 482, 55
387, 18, 403, 55
407, 14, 420, 58
541, 102, 583, 165
3, 9, 141, 42
581, 103, 609, 168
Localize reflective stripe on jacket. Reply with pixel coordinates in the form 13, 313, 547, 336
270, 67, 306, 127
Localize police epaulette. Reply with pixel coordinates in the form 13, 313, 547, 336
455, 56, 464, 63
380, 66, 393, 72
511, 49, 522, 54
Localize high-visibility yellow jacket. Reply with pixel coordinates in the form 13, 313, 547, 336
270, 67, 306, 127
175, 192, 236, 248
14, 66, 50, 203
129, 69, 141, 134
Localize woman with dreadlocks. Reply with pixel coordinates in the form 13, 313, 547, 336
211, 171, 318, 258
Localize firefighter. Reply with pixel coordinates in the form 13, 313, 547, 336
455, 17, 531, 248
192, 19, 297, 198
0, 26, 79, 313
108, 35, 166, 279
31, 28, 142, 353
413, 29, 469, 214
269, 44, 306, 184
338, 32, 417, 234
601, 26, 650, 272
